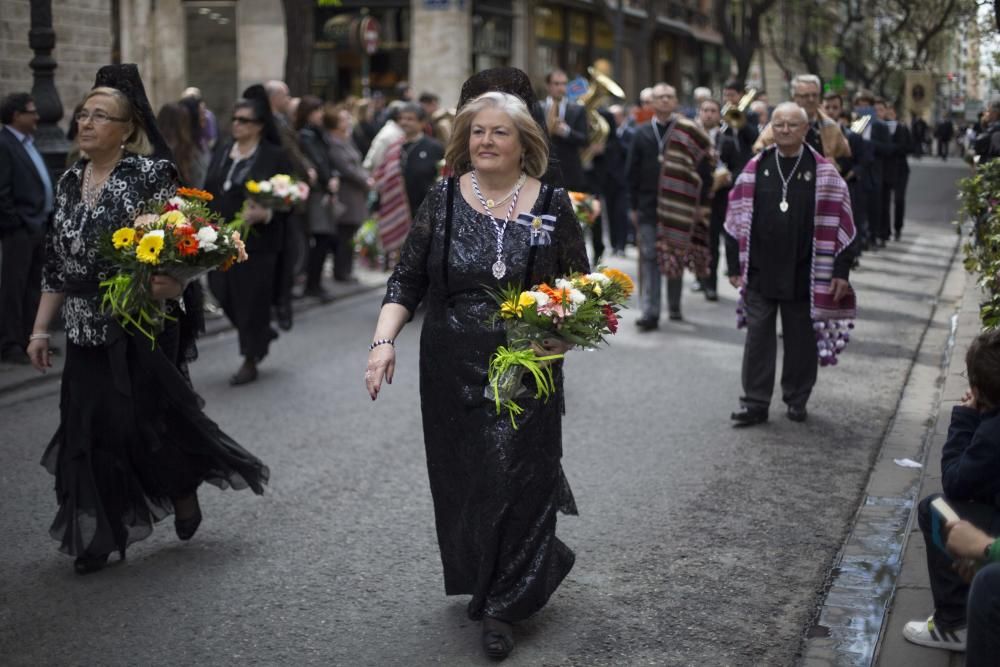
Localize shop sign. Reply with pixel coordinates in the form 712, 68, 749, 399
360, 16, 380, 55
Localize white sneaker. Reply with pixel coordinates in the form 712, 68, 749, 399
902, 615, 967, 652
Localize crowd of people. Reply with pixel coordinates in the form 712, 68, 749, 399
3, 58, 1000, 663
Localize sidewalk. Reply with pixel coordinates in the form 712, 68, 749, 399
0, 265, 387, 398
799, 249, 981, 666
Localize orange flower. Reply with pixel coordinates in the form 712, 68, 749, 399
176, 235, 200, 256
602, 267, 635, 297
538, 283, 570, 305
177, 187, 214, 201
568, 191, 587, 203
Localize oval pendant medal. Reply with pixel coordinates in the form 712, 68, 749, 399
779, 199, 789, 213
492, 260, 506, 279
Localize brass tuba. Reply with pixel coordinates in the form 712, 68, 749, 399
578, 64, 626, 168
721, 88, 757, 130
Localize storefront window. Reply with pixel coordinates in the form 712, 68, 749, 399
473, 12, 512, 72
184, 3, 237, 120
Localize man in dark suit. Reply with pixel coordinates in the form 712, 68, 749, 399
696, 98, 737, 301
879, 102, 912, 241
854, 91, 892, 248
542, 69, 589, 192
605, 104, 634, 255
0, 93, 53, 363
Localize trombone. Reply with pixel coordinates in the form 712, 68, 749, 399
721, 88, 757, 130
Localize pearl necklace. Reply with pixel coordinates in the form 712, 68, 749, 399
82, 162, 113, 209
471, 170, 525, 279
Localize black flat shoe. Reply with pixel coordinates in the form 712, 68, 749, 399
668, 311, 683, 321
481, 617, 514, 660
787, 405, 808, 422
174, 493, 202, 541
731, 406, 768, 427
229, 361, 258, 386
73, 553, 109, 575
704, 288, 718, 302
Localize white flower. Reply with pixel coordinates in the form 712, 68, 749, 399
196, 226, 218, 251
258, 181, 273, 193
145, 229, 165, 239
168, 196, 186, 209
568, 288, 586, 305
525, 290, 550, 306
587, 272, 611, 284
555, 278, 574, 291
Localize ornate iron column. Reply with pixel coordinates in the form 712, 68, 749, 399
28, 0, 70, 175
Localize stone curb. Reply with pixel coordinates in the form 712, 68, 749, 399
798, 233, 970, 666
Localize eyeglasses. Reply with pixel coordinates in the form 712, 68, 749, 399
231, 116, 260, 124
75, 110, 128, 125
772, 122, 804, 130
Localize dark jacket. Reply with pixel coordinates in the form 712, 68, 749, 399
625, 121, 664, 223
298, 124, 340, 235
545, 100, 589, 192
204, 139, 294, 254
942, 407, 1000, 507
884, 122, 911, 186
586, 107, 627, 193
328, 134, 370, 226
0, 126, 50, 237
401, 135, 444, 216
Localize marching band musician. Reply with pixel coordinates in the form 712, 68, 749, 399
755, 74, 850, 161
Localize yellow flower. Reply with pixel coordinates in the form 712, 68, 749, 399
246, 180, 261, 194
159, 210, 187, 226
112, 227, 136, 249
500, 292, 535, 319
136, 233, 164, 264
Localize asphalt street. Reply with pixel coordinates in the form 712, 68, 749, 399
0, 159, 965, 666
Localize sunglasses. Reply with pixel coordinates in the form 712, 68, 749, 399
231, 116, 260, 124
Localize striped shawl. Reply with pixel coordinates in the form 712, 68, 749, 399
656, 116, 715, 279
373, 138, 412, 254
724, 145, 857, 366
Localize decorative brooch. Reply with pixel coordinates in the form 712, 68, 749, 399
514, 212, 556, 246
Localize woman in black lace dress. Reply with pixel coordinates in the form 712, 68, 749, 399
365, 73, 589, 660
26, 65, 268, 575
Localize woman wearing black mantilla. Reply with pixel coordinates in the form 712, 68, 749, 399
364, 69, 589, 661
27, 65, 268, 575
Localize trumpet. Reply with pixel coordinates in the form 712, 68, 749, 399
721, 88, 757, 130
850, 114, 871, 135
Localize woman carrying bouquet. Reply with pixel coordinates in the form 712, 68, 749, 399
364, 69, 589, 661
26, 65, 268, 575
205, 85, 294, 385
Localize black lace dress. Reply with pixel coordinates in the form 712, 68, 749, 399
40, 154, 269, 559
383, 178, 590, 622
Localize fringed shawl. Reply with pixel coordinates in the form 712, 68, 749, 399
724, 145, 857, 366
374, 138, 412, 254
655, 116, 715, 279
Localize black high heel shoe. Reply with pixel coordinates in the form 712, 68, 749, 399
481, 616, 514, 660
174, 493, 202, 541
73, 553, 109, 575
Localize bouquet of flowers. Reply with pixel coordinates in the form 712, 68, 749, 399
485, 267, 635, 426
245, 174, 309, 211
569, 191, 601, 228
99, 187, 249, 345
354, 218, 383, 269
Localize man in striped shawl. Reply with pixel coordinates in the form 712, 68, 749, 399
724, 103, 857, 426
627, 83, 715, 328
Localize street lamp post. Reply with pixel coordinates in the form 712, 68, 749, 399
28, 0, 70, 176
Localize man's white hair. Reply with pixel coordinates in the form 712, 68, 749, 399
693, 86, 712, 102
773, 101, 808, 122
639, 87, 654, 103
791, 74, 821, 91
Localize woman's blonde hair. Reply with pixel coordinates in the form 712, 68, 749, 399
84, 87, 153, 156
445, 91, 548, 178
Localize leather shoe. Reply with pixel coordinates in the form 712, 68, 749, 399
704, 288, 718, 302
635, 317, 658, 332
275, 303, 293, 331
787, 405, 808, 422
174, 493, 202, 541
482, 617, 514, 660
229, 360, 258, 386
731, 406, 768, 426
668, 311, 683, 321
73, 553, 109, 575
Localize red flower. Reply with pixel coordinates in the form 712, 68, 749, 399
164, 202, 180, 212
603, 304, 619, 334
176, 235, 199, 256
